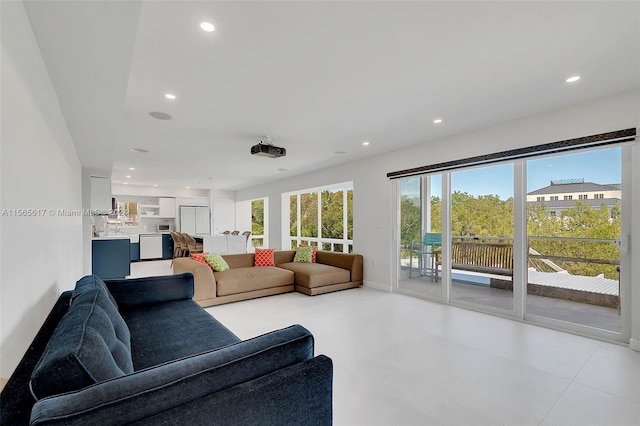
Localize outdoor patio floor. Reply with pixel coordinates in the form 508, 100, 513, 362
398, 274, 621, 332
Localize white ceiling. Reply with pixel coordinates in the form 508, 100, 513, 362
24, 1, 639, 191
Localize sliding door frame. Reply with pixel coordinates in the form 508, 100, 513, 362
392, 144, 632, 344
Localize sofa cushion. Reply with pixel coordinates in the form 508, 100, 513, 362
120, 299, 240, 370
105, 273, 195, 309
278, 262, 350, 288
204, 252, 229, 271
293, 246, 315, 263
299, 244, 318, 262
72, 274, 118, 309
29, 289, 133, 400
254, 247, 275, 266
191, 253, 210, 267
215, 267, 294, 296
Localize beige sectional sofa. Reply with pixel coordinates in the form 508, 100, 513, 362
172, 250, 363, 307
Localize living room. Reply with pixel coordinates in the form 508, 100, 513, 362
1, 1, 639, 424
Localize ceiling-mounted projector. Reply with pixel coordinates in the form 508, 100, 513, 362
251, 139, 286, 158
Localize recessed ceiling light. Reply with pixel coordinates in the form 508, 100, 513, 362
129, 167, 135, 171
433, 118, 443, 124
153, 184, 158, 187
566, 75, 581, 83
200, 22, 215, 32
186, 186, 190, 189
362, 141, 370, 146
164, 93, 176, 100
125, 175, 131, 178
130, 148, 149, 153
123, 182, 128, 185
149, 111, 173, 120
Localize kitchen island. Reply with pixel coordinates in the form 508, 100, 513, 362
139, 233, 174, 260
91, 235, 131, 279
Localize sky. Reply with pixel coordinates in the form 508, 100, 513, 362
401, 147, 622, 200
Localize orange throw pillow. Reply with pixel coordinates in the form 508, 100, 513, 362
191, 253, 210, 268
254, 248, 275, 267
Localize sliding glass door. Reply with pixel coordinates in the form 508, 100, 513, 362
393, 140, 630, 341
525, 148, 622, 331
398, 175, 443, 299
449, 164, 514, 312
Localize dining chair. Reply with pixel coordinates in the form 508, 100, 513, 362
409, 232, 442, 280
182, 233, 203, 254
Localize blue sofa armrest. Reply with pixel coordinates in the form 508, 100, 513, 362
30, 325, 331, 425
104, 273, 194, 308
135, 355, 333, 426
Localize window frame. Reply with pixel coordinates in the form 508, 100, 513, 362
282, 181, 353, 253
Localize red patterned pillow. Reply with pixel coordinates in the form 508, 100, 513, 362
191, 253, 210, 268
299, 245, 317, 263
254, 248, 275, 267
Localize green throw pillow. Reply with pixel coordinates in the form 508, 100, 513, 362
204, 253, 230, 271
293, 246, 314, 263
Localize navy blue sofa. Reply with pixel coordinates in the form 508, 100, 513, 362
0, 274, 333, 425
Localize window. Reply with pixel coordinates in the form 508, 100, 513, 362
537, 196, 545, 201
579, 194, 588, 200
595, 193, 604, 199
251, 198, 266, 248
564, 195, 573, 200
285, 182, 353, 252
550, 196, 559, 201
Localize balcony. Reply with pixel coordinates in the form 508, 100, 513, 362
399, 236, 620, 332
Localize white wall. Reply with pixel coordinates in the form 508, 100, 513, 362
211, 190, 236, 235
235, 200, 252, 237
0, 2, 83, 377
236, 90, 639, 331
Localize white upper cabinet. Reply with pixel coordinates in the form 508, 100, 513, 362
159, 197, 176, 218
180, 205, 210, 234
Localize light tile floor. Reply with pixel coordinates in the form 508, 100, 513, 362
132, 260, 640, 425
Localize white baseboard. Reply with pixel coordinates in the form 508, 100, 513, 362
629, 338, 640, 352
363, 281, 391, 292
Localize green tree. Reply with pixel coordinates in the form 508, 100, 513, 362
300, 192, 318, 237
527, 201, 620, 279
347, 188, 353, 240
430, 196, 442, 233
289, 195, 297, 236
451, 192, 514, 238
321, 190, 344, 239
400, 196, 420, 246
251, 199, 264, 235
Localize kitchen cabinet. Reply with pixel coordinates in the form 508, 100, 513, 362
130, 242, 140, 261
138, 197, 175, 219
92, 238, 130, 279
159, 197, 176, 218
162, 234, 174, 259
139, 234, 163, 259
180, 206, 210, 235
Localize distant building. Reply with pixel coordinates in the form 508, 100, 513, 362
527, 178, 620, 217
